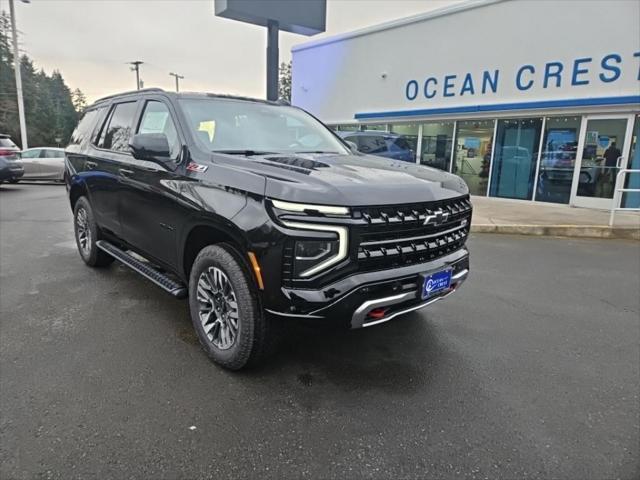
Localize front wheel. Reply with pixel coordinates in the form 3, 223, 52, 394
188, 244, 272, 370
8, 178, 19, 184
73, 196, 114, 267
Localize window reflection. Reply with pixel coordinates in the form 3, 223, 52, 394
454, 120, 494, 196
536, 116, 581, 204
580, 118, 629, 199
490, 117, 542, 200
622, 115, 639, 208
419, 121, 454, 171
389, 123, 419, 162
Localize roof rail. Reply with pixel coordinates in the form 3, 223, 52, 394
94, 87, 165, 104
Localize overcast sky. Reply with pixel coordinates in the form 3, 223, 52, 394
3, 0, 461, 102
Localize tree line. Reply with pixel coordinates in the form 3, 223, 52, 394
0, 11, 85, 149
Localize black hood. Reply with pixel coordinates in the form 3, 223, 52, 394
212, 152, 469, 206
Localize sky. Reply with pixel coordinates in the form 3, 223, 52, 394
3, 0, 461, 103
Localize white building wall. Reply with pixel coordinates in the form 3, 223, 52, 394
291, 0, 640, 123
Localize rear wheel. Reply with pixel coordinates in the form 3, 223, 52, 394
73, 196, 114, 267
188, 244, 272, 370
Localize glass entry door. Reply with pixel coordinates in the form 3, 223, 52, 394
570, 115, 634, 209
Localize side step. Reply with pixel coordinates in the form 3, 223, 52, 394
96, 240, 187, 299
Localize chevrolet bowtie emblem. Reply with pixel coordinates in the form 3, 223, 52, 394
424, 209, 449, 226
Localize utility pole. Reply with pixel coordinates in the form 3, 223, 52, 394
128, 61, 143, 90
9, 0, 28, 149
169, 72, 184, 92
266, 20, 279, 101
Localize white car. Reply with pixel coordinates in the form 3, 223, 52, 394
19, 147, 66, 182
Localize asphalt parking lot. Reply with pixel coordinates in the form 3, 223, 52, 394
1, 183, 638, 479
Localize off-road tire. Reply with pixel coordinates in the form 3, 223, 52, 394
73, 196, 114, 267
188, 244, 273, 370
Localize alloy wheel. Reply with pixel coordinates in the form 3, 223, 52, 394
196, 266, 239, 350
76, 207, 91, 256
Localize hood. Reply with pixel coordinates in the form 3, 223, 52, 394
212, 152, 468, 206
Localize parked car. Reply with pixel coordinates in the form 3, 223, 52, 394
0, 134, 24, 184
338, 131, 416, 162
19, 147, 66, 182
65, 88, 471, 370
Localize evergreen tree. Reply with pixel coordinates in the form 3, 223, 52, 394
279, 61, 291, 102
0, 10, 85, 148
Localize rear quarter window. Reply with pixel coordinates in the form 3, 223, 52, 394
69, 109, 100, 146
97, 102, 138, 152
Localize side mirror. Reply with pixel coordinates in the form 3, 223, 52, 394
346, 140, 358, 153
129, 133, 172, 164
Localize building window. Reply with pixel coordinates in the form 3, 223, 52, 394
578, 118, 629, 200
623, 115, 640, 208
361, 123, 388, 131
490, 117, 543, 200
389, 123, 419, 162
536, 116, 581, 204
419, 121, 454, 171
335, 124, 359, 132
454, 119, 494, 196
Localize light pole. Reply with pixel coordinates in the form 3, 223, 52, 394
128, 61, 143, 90
9, 0, 30, 149
169, 72, 184, 92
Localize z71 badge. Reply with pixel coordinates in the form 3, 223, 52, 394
186, 162, 208, 173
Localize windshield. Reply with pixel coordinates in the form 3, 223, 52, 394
179, 98, 349, 155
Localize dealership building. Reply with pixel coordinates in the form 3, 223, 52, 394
291, 0, 640, 210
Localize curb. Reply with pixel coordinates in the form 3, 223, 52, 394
471, 224, 640, 240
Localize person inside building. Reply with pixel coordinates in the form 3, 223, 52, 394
603, 141, 622, 195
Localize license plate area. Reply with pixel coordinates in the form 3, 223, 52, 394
420, 268, 452, 299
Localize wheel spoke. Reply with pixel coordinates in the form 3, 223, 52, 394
197, 282, 213, 304
210, 321, 221, 341
196, 266, 240, 350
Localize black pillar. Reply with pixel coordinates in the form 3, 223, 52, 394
266, 20, 279, 101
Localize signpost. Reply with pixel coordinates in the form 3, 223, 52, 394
214, 0, 326, 101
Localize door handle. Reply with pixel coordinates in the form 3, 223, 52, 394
616, 156, 625, 168
119, 168, 135, 177
86, 160, 97, 170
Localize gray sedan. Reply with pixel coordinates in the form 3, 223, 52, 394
19, 147, 65, 181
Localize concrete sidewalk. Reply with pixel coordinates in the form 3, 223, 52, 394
470, 196, 640, 240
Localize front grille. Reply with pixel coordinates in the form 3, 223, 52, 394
279, 195, 472, 287
352, 196, 472, 272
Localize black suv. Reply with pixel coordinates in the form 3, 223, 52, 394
65, 89, 471, 369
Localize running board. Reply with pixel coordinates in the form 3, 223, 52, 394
96, 240, 187, 298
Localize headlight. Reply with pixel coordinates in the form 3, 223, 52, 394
272, 199, 349, 216
282, 221, 349, 278
294, 240, 340, 277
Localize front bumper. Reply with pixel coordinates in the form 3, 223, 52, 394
265, 247, 469, 329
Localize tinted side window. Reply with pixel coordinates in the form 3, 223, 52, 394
69, 109, 98, 146
99, 102, 137, 152
137, 101, 180, 159
390, 137, 411, 151
43, 149, 64, 158
358, 135, 387, 154
21, 149, 40, 159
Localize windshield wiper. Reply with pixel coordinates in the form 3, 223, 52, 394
212, 149, 276, 156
